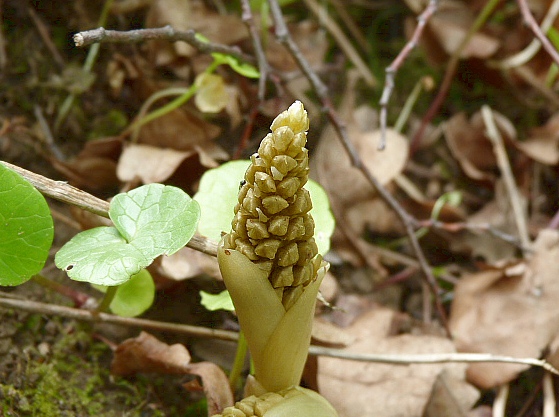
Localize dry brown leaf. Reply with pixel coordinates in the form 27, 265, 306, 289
427, 2, 500, 59
444, 110, 516, 181
183, 362, 235, 416
449, 181, 521, 263
136, 108, 221, 150
312, 105, 408, 238
422, 370, 472, 417
318, 308, 478, 417
51, 137, 123, 190
311, 318, 355, 348
517, 113, 559, 165
449, 229, 559, 388
111, 332, 233, 415
158, 246, 220, 281
111, 331, 192, 376
117, 143, 194, 183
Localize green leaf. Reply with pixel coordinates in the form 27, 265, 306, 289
212, 53, 260, 79
194, 160, 335, 254
110, 270, 155, 317
194, 160, 249, 244
195, 33, 260, 79
0, 163, 54, 286
55, 184, 200, 286
200, 290, 235, 312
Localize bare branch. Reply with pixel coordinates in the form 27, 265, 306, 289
73, 25, 255, 65
379, 0, 438, 150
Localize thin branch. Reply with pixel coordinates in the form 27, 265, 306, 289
481, 106, 531, 251
240, 0, 269, 102
517, 0, 559, 67
379, 0, 438, 150
73, 25, 255, 65
1, 294, 557, 373
267, 0, 448, 332
1, 161, 218, 257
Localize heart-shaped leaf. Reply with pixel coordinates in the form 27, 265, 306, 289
55, 184, 200, 286
0, 163, 54, 286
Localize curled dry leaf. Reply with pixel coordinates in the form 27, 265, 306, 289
136, 107, 221, 151
443, 110, 515, 181
449, 229, 559, 388
516, 112, 559, 165
111, 331, 192, 376
51, 137, 122, 190
318, 308, 478, 417
111, 332, 233, 415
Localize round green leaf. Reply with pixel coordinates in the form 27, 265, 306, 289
55, 184, 200, 286
0, 163, 54, 286
110, 269, 155, 317
194, 160, 249, 243
194, 160, 335, 254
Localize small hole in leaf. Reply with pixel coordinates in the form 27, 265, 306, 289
65, 264, 74, 271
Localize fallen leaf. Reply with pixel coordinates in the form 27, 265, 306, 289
449, 229, 559, 388
111, 331, 192, 376
158, 246, 220, 281
52, 137, 123, 190
111, 332, 233, 415
422, 370, 473, 417
517, 112, 559, 165
136, 107, 221, 150
318, 308, 479, 417
312, 105, 409, 238
117, 143, 194, 183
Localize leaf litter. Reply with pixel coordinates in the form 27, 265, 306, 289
5, 0, 559, 415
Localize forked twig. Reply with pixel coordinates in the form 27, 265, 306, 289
267, 0, 448, 331
379, 0, 438, 150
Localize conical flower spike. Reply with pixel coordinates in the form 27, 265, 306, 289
218, 101, 330, 393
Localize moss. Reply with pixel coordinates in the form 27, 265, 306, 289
0, 319, 169, 417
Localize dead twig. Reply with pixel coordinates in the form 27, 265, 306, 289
0, 161, 218, 257
268, 0, 448, 332
517, 0, 559, 67
73, 26, 255, 65
379, 0, 438, 150
240, 0, 269, 102
1, 294, 557, 373
481, 106, 531, 251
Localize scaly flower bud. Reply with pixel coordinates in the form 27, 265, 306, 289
218, 101, 330, 394
212, 386, 338, 417
222, 100, 322, 310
